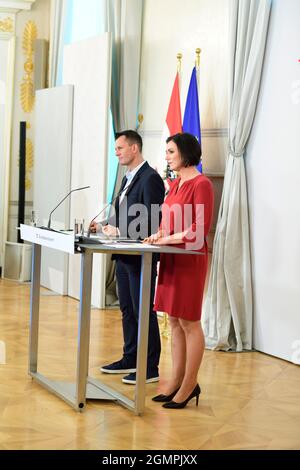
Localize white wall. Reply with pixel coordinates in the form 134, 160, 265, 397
246, 0, 300, 362
139, 0, 229, 175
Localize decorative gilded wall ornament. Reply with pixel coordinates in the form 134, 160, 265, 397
25, 138, 33, 190
20, 21, 37, 113
0, 16, 14, 33
20, 22, 37, 191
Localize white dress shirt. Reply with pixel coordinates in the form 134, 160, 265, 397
119, 160, 146, 205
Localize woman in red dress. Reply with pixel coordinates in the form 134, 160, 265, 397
144, 133, 214, 409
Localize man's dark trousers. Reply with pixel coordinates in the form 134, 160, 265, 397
116, 258, 161, 376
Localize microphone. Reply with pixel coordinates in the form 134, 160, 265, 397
87, 183, 129, 237
47, 185, 90, 229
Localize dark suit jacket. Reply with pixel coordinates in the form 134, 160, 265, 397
109, 162, 165, 266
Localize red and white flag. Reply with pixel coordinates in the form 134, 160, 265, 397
156, 72, 182, 177
166, 72, 182, 135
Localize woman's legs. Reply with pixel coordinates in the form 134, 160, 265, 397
160, 316, 186, 394
173, 319, 205, 403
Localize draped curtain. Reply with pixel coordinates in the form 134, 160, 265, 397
105, 0, 144, 305
202, 0, 272, 351
48, 0, 66, 87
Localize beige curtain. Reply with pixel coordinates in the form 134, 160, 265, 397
105, 0, 144, 305
202, 0, 272, 351
48, 0, 66, 87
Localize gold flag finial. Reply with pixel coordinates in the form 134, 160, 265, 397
137, 113, 144, 130
195, 48, 201, 68
177, 53, 182, 72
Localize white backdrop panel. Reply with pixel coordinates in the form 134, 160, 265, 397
246, 0, 300, 362
34, 85, 74, 294
63, 33, 112, 308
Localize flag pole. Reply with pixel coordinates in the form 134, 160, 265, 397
165, 53, 182, 181
177, 52, 182, 90
177, 52, 182, 72
161, 53, 183, 338
195, 47, 201, 69
196, 48, 202, 172
161, 54, 183, 339
195, 48, 201, 88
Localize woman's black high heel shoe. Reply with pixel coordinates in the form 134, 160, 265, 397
152, 387, 180, 403
162, 384, 201, 409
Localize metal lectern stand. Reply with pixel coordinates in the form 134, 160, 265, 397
21, 225, 200, 415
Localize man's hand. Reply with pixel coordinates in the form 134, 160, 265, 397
89, 221, 101, 234
102, 224, 119, 237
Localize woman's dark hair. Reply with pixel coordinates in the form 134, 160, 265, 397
166, 132, 201, 167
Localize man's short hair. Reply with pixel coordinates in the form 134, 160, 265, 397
115, 130, 143, 152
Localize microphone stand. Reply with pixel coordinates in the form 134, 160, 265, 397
47, 185, 90, 229
87, 184, 129, 238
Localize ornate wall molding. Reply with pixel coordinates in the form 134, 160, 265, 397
8, 200, 32, 243
139, 128, 228, 139
0, 1, 35, 13
9, 200, 33, 207
0, 15, 14, 31
20, 20, 37, 113
19, 21, 37, 191
25, 136, 33, 190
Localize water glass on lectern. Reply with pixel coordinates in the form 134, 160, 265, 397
74, 218, 84, 235
30, 210, 39, 227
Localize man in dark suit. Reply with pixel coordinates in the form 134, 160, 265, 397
90, 130, 165, 384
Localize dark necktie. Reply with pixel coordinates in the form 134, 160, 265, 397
116, 176, 128, 214
119, 175, 128, 194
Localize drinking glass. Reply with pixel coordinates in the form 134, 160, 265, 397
30, 210, 39, 227
74, 218, 84, 235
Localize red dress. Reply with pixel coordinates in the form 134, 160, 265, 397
154, 174, 214, 321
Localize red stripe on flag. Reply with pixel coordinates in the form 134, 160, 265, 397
166, 72, 182, 135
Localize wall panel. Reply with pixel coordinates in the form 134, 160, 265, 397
34, 85, 73, 294
63, 33, 112, 308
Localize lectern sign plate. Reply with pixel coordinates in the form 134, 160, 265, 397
20, 224, 75, 254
